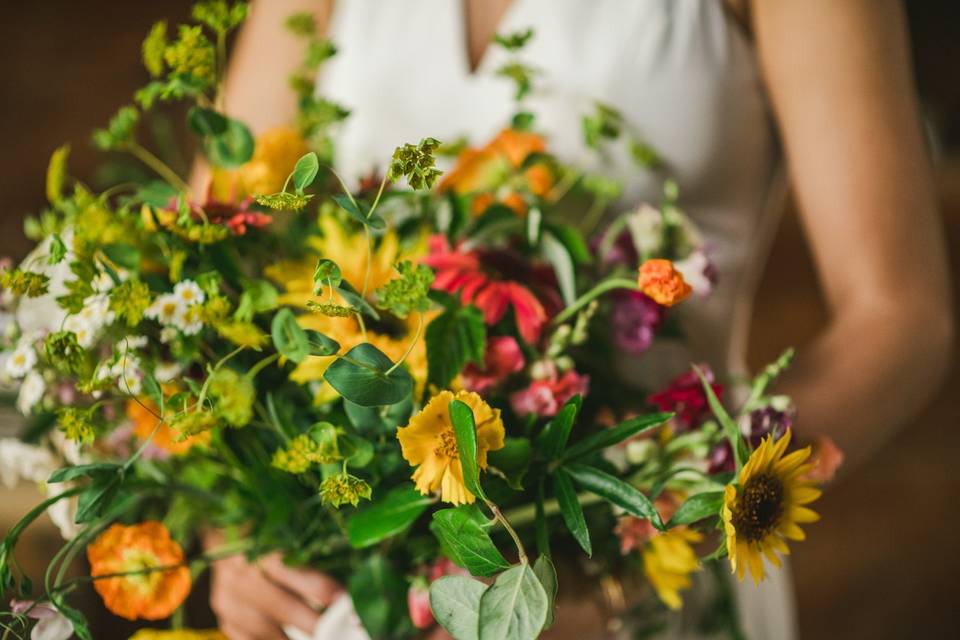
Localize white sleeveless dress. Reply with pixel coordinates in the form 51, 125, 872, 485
314, 1, 794, 638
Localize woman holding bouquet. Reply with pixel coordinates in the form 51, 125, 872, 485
203, 0, 951, 638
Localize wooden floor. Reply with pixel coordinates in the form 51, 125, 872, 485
1, 3, 959, 638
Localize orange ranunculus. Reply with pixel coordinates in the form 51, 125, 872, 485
127, 398, 210, 456
87, 522, 191, 621
638, 259, 692, 307
438, 129, 552, 200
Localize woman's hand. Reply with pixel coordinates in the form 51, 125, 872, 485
207, 536, 342, 640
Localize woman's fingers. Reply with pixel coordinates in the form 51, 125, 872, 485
258, 553, 343, 610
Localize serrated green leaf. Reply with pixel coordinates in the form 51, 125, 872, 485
431, 506, 511, 577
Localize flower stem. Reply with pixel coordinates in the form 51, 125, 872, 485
486, 499, 528, 564
128, 143, 191, 195
246, 353, 280, 380
385, 312, 423, 375
361, 224, 373, 299
551, 276, 638, 326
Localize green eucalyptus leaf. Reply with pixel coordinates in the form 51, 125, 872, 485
304, 329, 340, 356
478, 563, 549, 640
431, 506, 511, 577
532, 555, 558, 629
313, 258, 342, 292
271, 308, 310, 363
449, 399, 486, 501
323, 343, 413, 406
187, 106, 228, 137
292, 152, 320, 193
563, 464, 665, 531
347, 486, 433, 548
205, 117, 255, 168
430, 575, 487, 640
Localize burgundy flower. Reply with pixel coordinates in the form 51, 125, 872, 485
611, 290, 664, 354
707, 404, 795, 474
462, 336, 525, 393
647, 365, 722, 432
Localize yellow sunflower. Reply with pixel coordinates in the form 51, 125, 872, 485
722, 430, 821, 584
642, 527, 703, 610
396, 390, 505, 506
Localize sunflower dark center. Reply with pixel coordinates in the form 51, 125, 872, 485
435, 430, 459, 458
732, 472, 784, 541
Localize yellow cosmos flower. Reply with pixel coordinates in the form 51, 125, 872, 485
397, 390, 505, 505
642, 527, 703, 610
722, 430, 821, 584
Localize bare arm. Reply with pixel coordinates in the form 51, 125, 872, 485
753, 0, 953, 469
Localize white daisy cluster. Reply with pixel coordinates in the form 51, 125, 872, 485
145, 279, 206, 336
5, 338, 38, 378
64, 293, 115, 349
99, 336, 149, 396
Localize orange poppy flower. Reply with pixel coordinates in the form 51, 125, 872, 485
638, 259, 692, 307
127, 397, 209, 455
87, 521, 191, 620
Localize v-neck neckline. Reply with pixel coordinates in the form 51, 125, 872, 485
457, 0, 521, 76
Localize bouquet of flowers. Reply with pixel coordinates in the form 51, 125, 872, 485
0, 4, 843, 639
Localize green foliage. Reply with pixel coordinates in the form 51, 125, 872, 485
348, 555, 408, 640
388, 138, 443, 190
255, 191, 313, 211
493, 28, 535, 51
324, 343, 413, 407
234, 279, 278, 322
563, 464, 665, 531
44, 331, 86, 375
320, 472, 372, 508
553, 469, 591, 556
47, 234, 67, 265
164, 25, 215, 84
0, 268, 50, 297
430, 575, 486, 640
312, 258, 342, 293
92, 106, 139, 151
581, 102, 622, 149
537, 395, 580, 459
694, 365, 749, 470
496, 62, 537, 101
431, 506, 511, 577
271, 307, 310, 363
375, 261, 434, 318
561, 412, 671, 462
477, 563, 549, 640
46, 144, 70, 205
208, 367, 254, 427
532, 556, 558, 629
108, 279, 152, 327
347, 486, 433, 548
540, 230, 576, 305
272, 427, 340, 473
57, 407, 96, 444
668, 491, 725, 528
425, 301, 485, 389
629, 139, 663, 169
285, 12, 316, 36
291, 152, 320, 193
449, 399, 487, 501
191, 0, 249, 35
142, 20, 168, 77
200, 113, 255, 168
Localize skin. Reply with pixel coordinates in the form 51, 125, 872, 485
204, 0, 953, 636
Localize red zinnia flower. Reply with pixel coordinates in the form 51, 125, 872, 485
423, 235, 555, 344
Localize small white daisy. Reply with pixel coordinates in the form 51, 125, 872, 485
159, 327, 179, 344
154, 361, 182, 383
119, 335, 149, 351
145, 294, 185, 326
173, 280, 205, 306
112, 356, 143, 395
79, 293, 115, 327
16, 370, 46, 415
5, 343, 37, 378
174, 304, 204, 336
64, 315, 98, 349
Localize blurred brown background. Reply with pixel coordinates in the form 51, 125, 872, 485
1, 1, 959, 638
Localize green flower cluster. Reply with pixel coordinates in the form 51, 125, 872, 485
0, 269, 50, 298
388, 138, 443, 190
319, 473, 372, 508
58, 408, 95, 444
109, 280, 152, 327
375, 262, 434, 318
272, 434, 339, 474
170, 411, 218, 438
208, 368, 254, 427
44, 331, 86, 375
